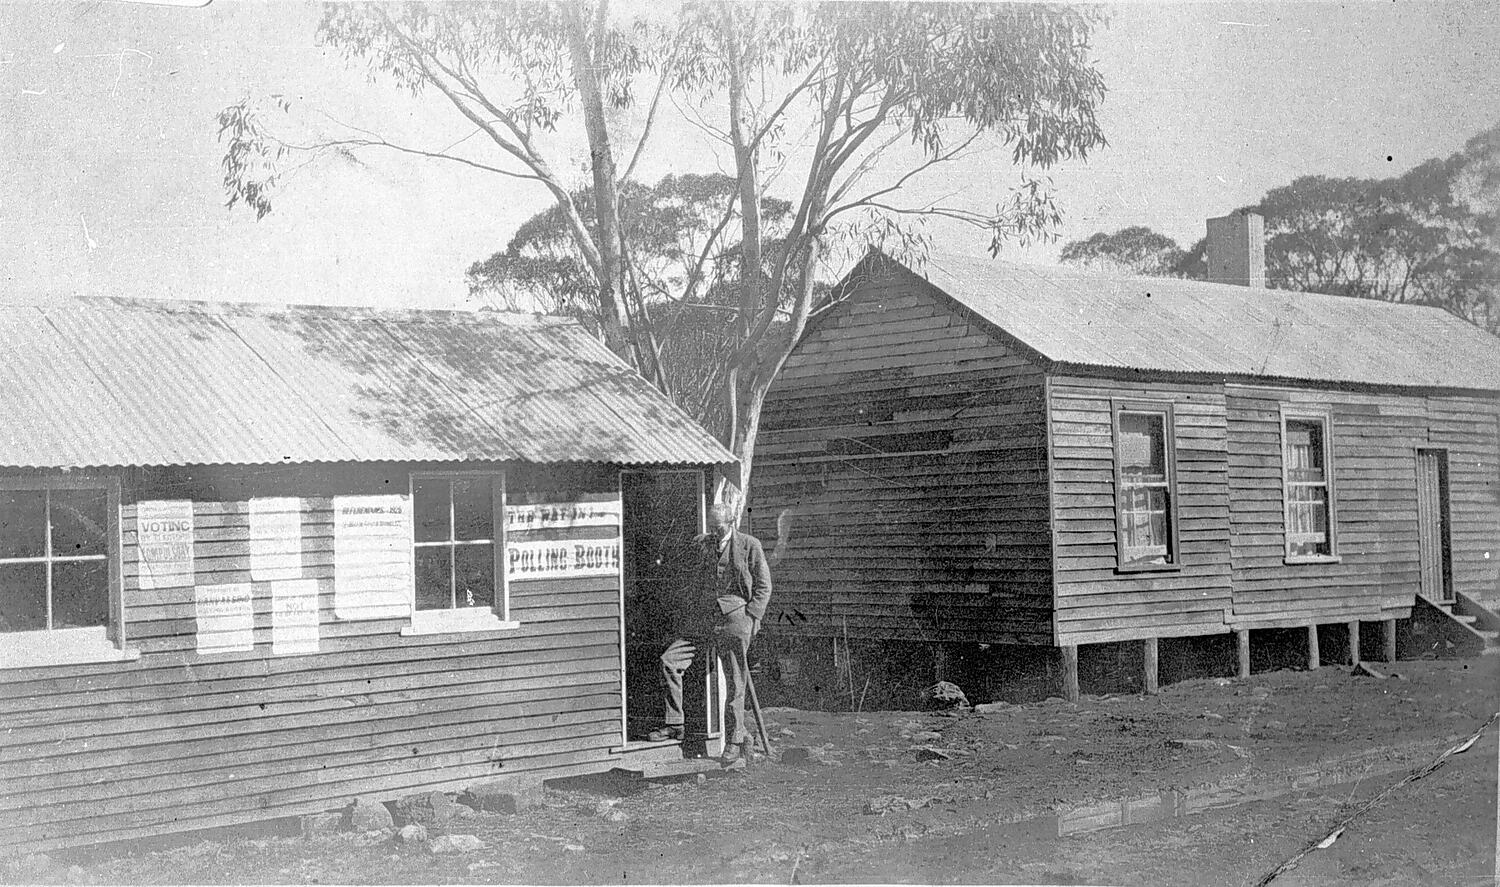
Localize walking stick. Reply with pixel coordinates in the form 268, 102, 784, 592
741, 646, 774, 760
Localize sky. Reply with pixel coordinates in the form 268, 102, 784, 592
1, 0, 1497, 310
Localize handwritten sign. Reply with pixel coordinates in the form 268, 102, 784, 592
249, 497, 303, 581
507, 538, 621, 580
271, 578, 320, 655
136, 500, 194, 589
195, 583, 253, 654
505, 499, 621, 532
332, 494, 413, 620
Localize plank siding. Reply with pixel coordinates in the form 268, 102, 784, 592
0, 461, 634, 854
1225, 384, 1500, 626
752, 274, 1053, 645
1048, 376, 1234, 646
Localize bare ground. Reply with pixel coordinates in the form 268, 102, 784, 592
14, 656, 1498, 886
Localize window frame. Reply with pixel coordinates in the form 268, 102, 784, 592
401, 470, 518, 637
0, 474, 138, 669
1110, 399, 1183, 573
1279, 408, 1340, 564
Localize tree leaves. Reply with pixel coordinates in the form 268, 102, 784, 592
1058, 124, 1500, 335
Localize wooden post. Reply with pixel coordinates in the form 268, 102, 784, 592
1347, 621, 1360, 666
1382, 618, 1397, 662
1236, 629, 1251, 679
1142, 638, 1159, 695
1061, 645, 1079, 703
1307, 624, 1320, 670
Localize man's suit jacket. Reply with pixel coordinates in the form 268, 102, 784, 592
696, 530, 774, 625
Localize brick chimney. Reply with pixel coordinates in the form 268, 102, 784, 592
1205, 211, 1266, 288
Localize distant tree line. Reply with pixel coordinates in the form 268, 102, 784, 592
1059, 124, 1500, 334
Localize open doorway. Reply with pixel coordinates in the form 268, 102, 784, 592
620, 470, 719, 751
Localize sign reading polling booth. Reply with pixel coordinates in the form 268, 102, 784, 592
136, 500, 194, 589
194, 583, 253, 654
506, 538, 621, 579
504, 493, 622, 582
332, 494, 413, 620
249, 497, 304, 581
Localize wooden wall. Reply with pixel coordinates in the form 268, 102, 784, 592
0, 462, 630, 853
752, 269, 1054, 645
1048, 376, 1234, 646
1225, 385, 1500, 627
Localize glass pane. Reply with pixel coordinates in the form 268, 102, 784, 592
454, 544, 495, 609
452, 479, 494, 542
1119, 413, 1165, 473
51, 489, 109, 558
1286, 420, 1324, 471
0, 562, 47, 632
413, 478, 451, 544
414, 546, 452, 611
52, 560, 109, 629
0, 491, 46, 559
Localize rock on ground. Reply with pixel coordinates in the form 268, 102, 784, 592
394, 790, 457, 828
429, 834, 486, 854
344, 797, 394, 833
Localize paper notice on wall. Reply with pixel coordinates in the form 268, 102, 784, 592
249, 497, 303, 581
505, 499, 622, 532
195, 583, 253, 654
136, 500, 194, 589
271, 578, 320, 656
506, 538, 621, 580
332, 494, 413, 620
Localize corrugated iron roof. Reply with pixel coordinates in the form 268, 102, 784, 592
0, 297, 734, 469
878, 251, 1500, 392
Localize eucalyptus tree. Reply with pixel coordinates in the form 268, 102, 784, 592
217, 1, 1110, 506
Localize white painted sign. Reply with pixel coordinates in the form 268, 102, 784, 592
505, 499, 621, 532
249, 497, 303, 581
332, 494, 413, 620
195, 583, 253, 654
271, 578, 320, 655
507, 538, 621, 580
136, 500, 194, 589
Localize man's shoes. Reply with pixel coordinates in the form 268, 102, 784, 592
719, 741, 752, 767
647, 725, 684, 742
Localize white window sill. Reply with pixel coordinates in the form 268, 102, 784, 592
0, 626, 141, 670
400, 608, 520, 637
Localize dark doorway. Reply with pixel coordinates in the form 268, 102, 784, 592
620, 470, 709, 743
1415, 449, 1453, 602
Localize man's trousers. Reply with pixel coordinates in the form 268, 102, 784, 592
660, 610, 754, 745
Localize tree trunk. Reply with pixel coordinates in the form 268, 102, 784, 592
565, 3, 634, 363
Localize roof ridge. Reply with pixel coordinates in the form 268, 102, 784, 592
64, 295, 577, 326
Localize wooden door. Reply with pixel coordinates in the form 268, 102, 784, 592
1415, 449, 1452, 601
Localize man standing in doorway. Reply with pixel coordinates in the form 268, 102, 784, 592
649, 502, 773, 765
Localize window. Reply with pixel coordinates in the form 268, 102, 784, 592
404, 473, 515, 635
0, 477, 136, 668
1281, 413, 1337, 561
1112, 402, 1180, 570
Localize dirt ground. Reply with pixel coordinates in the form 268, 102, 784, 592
12, 656, 1498, 886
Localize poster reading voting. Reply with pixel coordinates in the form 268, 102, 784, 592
249, 497, 304, 581
271, 578, 321, 655
194, 583, 253, 654
136, 500, 195, 589
332, 494, 413, 620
